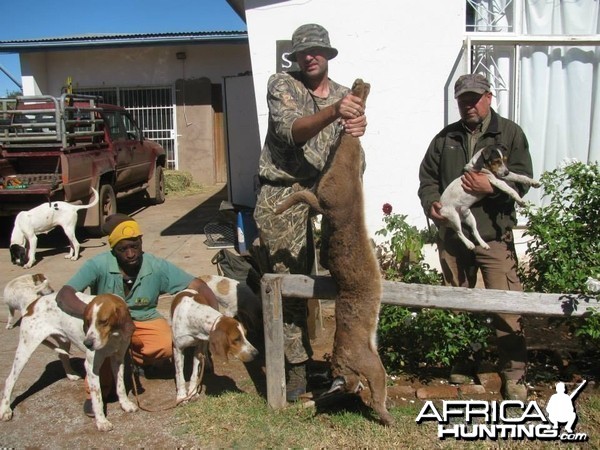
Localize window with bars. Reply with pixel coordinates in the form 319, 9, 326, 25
463, 0, 600, 200
74, 86, 176, 168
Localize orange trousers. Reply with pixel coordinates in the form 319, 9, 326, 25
86, 317, 173, 397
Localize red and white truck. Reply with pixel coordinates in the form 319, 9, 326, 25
0, 93, 166, 232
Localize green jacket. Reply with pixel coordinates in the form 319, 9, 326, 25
418, 109, 534, 243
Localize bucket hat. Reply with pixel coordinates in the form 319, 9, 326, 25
288, 23, 338, 62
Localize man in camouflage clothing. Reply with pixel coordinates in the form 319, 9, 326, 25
253, 23, 368, 401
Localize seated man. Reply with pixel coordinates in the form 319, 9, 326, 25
56, 213, 218, 416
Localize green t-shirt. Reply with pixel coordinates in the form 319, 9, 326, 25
66, 252, 193, 321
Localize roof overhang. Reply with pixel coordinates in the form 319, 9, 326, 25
226, 0, 246, 23
0, 31, 248, 53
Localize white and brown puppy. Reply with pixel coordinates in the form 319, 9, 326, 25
10, 187, 98, 268
83, 294, 137, 431
0, 292, 136, 432
439, 143, 540, 250
3, 273, 54, 329
170, 289, 258, 404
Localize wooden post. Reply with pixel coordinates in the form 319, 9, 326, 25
261, 274, 286, 409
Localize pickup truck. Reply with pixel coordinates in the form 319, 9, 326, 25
0, 93, 166, 232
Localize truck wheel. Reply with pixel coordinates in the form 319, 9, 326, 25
86, 184, 117, 237
148, 165, 166, 204
98, 184, 117, 229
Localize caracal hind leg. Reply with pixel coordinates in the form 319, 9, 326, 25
358, 351, 394, 426
275, 190, 322, 215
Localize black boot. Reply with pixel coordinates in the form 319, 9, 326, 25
286, 363, 307, 402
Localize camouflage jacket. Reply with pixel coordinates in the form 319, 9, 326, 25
257, 71, 349, 184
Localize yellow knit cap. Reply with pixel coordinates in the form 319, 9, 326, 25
108, 220, 142, 248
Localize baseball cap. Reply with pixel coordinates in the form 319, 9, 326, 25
454, 74, 491, 98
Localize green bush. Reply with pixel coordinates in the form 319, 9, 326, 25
520, 160, 600, 347
375, 204, 491, 374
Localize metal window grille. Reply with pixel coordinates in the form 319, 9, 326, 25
74, 86, 176, 168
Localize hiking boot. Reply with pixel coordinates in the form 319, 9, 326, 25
83, 399, 94, 418
502, 379, 528, 402
286, 363, 307, 402
449, 360, 475, 385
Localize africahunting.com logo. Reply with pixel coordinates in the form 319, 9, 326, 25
416, 380, 588, 442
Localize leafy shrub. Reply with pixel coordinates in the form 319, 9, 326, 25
375, 204, 491, 373
519, 160, 600, 347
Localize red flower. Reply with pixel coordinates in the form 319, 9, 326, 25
382, 203, 393, 215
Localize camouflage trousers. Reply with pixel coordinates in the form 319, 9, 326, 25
253, 184, 314, 364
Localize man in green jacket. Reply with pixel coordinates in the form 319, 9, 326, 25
418, 73, 534, 401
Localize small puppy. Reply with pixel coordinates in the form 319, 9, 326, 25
3, 273, 54, 329
170, 289, 258, 404
439, 144, 540, 250
10, 187, 99, 268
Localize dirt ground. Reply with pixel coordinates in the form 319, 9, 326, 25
0, 185, 596, 447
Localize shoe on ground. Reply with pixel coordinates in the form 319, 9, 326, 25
449, 361, 476, 385
502, 379, 528, 401
286, 363, 307, 402
83, 398, 94, 418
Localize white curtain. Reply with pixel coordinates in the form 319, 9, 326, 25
520, 0, 600, 186
472, 0, 599, 204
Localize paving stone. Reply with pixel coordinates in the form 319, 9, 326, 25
458, 384, 487, 395
416, 385, 459, 400
477, 372, 502, 392
387, 385, 416, 399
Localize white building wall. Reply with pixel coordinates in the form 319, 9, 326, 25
244, 0, 467, 238
20, 43, 251, 94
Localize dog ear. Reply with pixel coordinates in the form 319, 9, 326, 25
473, 150, 488, 171
82, 308, 91, 334
114, 303, 135, 339
209, 328, 229, 360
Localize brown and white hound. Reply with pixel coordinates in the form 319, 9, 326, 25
170, 288, 258, 404
0, 292, 136, 432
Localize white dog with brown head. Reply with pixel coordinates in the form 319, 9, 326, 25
439, 143, 540, 250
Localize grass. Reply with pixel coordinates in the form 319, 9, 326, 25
169, 391, 600, 448
164, 169, 206, 196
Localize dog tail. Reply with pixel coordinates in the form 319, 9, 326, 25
75, 187, 99, 210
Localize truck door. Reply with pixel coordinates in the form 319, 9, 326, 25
105, 110, 151, 189
121, 112, 153, 182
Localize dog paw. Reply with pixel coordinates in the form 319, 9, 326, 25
120, 399, 138, 413
481, 243, 491, 250
0, 408, 13, 421
5, 323, 14, 330
532, 181, 541, 188
177, 392, 200, 405
66, 373, 82, 381
95, 418, 114, 432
